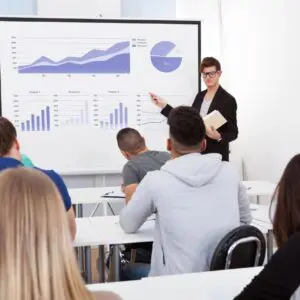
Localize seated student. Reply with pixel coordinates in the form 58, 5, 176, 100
117, 127, 171, 202
0, 168, 121, 300
116, 127, 170, 280
235, 154, 300, 300
0, 117, 76, 240
120, 106, 252, 277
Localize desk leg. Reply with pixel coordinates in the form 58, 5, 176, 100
111, 245, 121, 282
77, 204, 83, 218
84, 246, 92, 283
267, 230, 274, 261
98, 245, 106, 283
103, 200, 108, 216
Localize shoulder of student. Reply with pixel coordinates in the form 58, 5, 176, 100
220, 87, 237, 102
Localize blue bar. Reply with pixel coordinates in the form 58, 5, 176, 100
46, 106, 50, 131
31, 114, 35, 131
36, 116, 40, 131
114, 108, 118, 128
119, 103, 123, 126
26, 120, 30, 131
124, 107, 128, 126
41, 109, 45, 131
21, 122, 25, 131
110, 113, 113, 129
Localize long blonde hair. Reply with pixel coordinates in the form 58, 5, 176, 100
0, 168, 95, 300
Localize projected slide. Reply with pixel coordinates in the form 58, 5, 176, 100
18, 41, 130, 74
0, 18, 200, 171
150, 41, 182, 73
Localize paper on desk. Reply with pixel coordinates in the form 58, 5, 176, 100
203, 110, 227, 130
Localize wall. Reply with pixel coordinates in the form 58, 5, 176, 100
220, 0, 289, 182
176, 0, 221, 65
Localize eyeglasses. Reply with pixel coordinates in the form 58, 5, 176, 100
201, 71, 218, 78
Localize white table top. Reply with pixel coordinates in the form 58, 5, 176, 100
243, 181, 276, 197
74, 209, 270, 248
69, 180, 276, 205
87, 267, 263, 300
74, 216, 154, 247
69, 187, 120, 205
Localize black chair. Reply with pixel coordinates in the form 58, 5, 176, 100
210, 225, 266, 271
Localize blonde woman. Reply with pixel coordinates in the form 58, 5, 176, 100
0, 168, 121, 300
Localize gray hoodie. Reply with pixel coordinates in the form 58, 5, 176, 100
120, 153, 252, 277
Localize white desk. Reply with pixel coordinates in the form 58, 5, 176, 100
87, 267, 263, 300
69, 181, 275, 217
69, 187, 120, 217
243, 181, 276, 203
74, 216, 154, 283
75, 212, 271, 284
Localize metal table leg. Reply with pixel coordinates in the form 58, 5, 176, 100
77, 203, 83, 217
84, 246, 92, 283
111, 245, 121, 282
267, 229, 274, 261
98, 245, 106, 282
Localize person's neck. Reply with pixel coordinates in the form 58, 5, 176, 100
206, 83, 220, 95
171, 150, 200, 159
3, 149, 21, 161
137, 147, 149, 155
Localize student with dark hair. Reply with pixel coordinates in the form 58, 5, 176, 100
0, 117, 76, 240
120, 106, 251, 277
116, 128, 170, 202
116, 127, 170, 280
235, 154, 300, 300
150, 57, 238, 161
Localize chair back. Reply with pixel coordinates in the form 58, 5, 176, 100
210, 225, 266, 271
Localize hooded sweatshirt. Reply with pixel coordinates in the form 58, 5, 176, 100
120, 153, 252, 277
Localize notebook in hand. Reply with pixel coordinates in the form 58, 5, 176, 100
203, 110, 227, 129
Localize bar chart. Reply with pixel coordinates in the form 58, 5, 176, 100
99, 102, 128, 130
52, 95, 89, 127
20, 106, 51, 132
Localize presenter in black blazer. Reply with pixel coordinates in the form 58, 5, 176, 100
150, 57, 238, 161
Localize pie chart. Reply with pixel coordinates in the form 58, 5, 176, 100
150, 41, 182, 73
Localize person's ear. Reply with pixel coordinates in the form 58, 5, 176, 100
15, 138, 20, 151
121, 150, 130, 160
200, 139, 207, 153
218, 70, 222, 77
167, 138, 172, 152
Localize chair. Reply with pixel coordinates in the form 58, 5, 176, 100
210, 225, 266, 271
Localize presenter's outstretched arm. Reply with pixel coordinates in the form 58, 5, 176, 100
149, 93, 175, 118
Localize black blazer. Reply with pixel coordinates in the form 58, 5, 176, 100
161, 86, 238, 161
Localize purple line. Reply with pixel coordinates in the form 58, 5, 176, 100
124, 107, 128, 126
26, 120, 30, 131
21, 122, 25, 131
46, 106, 50, 131
114, 108, 118, 128
31, 114, 35, 131
110, 113, 113, 129
41, 109, 45, 131
36, 116, 40, 131
119, 103, 123, 127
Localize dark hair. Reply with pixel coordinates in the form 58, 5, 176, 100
116, 128, 146, 154
272, 154, 300, 248
168, 106, 205, 152
0, 117, 17, 156
200, 57, 221, 72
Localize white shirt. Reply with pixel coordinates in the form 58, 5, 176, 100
200, 99, 212, 117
